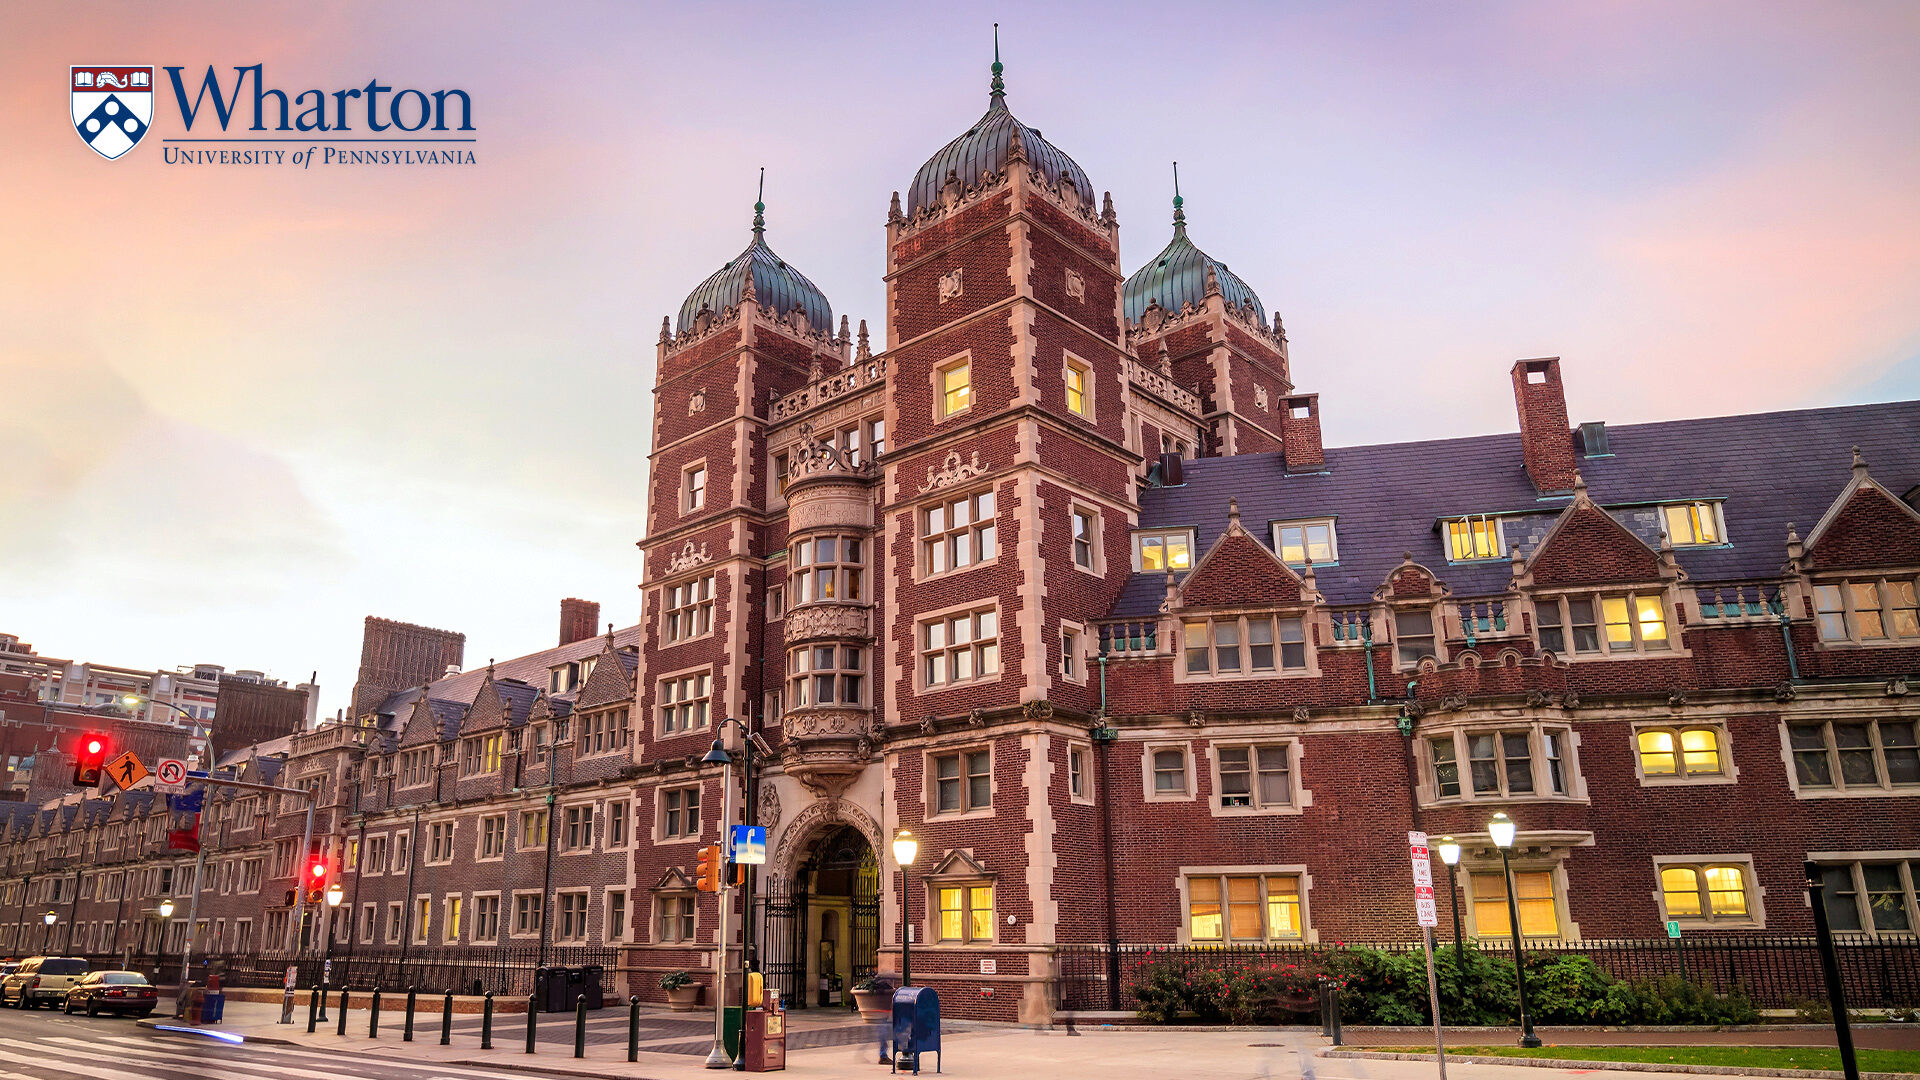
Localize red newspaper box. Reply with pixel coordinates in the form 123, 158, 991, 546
743, 1005, 786, 1071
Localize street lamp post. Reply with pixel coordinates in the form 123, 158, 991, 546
318, 883, 343, 1021
1488, 813, 1540, 1048
42, 911, 56, 954
891, 828, 918, 988
1436, 836, 1465, 962
158, 899, 175, 1006
701, 737, 737, 1070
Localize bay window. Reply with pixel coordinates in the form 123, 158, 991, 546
791, 535, 864, 604
787, 644, 866, 707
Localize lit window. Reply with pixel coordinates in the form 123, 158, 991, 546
935, 883, 995, 942
1472, 870, 1559, 937
1789, 719, 1920, 792
787, 644, 865, 707
923, 491, 996, 575
1636, 727, 1724, 779
920, 608, 999, 688
1216, 745, 1293, 810
1540, 594, 1665, 654
791, 535, 864, 605
1071, 508, 1097, 570
1663, 503, 1722, 546
1660, 863, 1751, 923
939, 360, 971, 417
1065, 359, 1090, 417
1135, 530, 1192, 572
931, 750, 991, 814
684, 464, 706, 511
1273, 520, 1335, 565
772, 451, 790, 498
1187, 873, 1302, 942
1815, 578, 1920, 643
1446, 516, 1504, 561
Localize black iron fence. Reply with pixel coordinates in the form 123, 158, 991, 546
1054, 935, 1920, 1013
80, 945, 622, 998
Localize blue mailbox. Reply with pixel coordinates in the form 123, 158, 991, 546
890, 986, 941, 1075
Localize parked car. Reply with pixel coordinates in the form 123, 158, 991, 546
62, 971, 157, 1017
1, 957, 90, 1008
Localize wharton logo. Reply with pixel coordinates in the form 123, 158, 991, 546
71, 65, 154, 160
71, 64, 477, 168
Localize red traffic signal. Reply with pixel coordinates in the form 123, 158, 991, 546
72, 732, 109, 786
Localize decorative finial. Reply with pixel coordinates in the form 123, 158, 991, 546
1851, 445, 1868, 479
990, 23, 1004, 102
752, 167, 766, 236
1100, 191, 1116, 228
1572, 471, 1589, 503
658, 316, 671, 345
1006, 123, 1028, 164
1204, 263, 1221, 298
1786, 521, 1799, 544
838, 314, 851, 346
888, 190, 904, 224
856, 318, 871, 360
1171, 162, 1186, 235
741, 266, 757, 305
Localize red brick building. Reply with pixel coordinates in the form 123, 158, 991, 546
2, 55, 1915, 1023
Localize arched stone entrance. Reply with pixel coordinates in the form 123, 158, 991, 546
760, 799, 883, 1009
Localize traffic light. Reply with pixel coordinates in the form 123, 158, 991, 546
695, 844, 720, 892
72, 733, 109, 786
304, 855, 329, 903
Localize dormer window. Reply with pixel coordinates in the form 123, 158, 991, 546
1663, 502, 1724, 546
1134, 529, 1193, 572
1446, 515, 1504, 561
549, 662, 579, 694
1271, 520, 1335, 566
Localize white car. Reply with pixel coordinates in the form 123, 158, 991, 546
1, 957, 90, 1008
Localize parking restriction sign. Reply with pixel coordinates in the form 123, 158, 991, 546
1409, 831, 1438, 928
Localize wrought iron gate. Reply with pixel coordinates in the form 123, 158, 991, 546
851, 848, 879, 983
761, 875, 809, 1009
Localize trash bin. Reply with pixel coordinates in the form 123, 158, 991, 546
889, 987, 940, 1075
535, 966, 567, 1013
580, 965, 605, 1010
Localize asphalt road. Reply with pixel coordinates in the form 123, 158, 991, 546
0, 1001, 562, 1080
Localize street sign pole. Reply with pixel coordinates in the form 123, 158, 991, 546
1409, 832, 1447, 1080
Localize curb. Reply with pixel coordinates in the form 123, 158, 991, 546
451, 1060, 670, 1080
1323, 1049, 1910, 1080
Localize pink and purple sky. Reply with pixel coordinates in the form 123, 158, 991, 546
3, 2, 1918, 719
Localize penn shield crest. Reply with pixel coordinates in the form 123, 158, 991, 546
71, 65, 154, 160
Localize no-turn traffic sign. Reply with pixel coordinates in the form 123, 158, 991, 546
156, 758, 187, 793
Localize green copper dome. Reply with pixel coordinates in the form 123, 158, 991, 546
1122, 189, 1266, 325
676, 194, 833, 335
906, 39, 1094, 214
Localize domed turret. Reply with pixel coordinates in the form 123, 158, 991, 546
905, 32, 1094, 214
676, 179, 833, 334
1122, 169, 1266, 325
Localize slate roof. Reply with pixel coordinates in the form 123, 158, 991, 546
1114, 399, 1920, 616
370, 625, 642, 722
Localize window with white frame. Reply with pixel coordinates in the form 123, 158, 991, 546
561, 805, 593, 852
385, 902, 402, 943
461, 733, 501, 776
607, 801, 629, 848
1445, 515, 1505, 561
920, 608, 999, 688
1187, 872, 1303, 942
1662, 502, 1724, 546
1183, 615, 1306, 676
788, 644, 865, 707
660, 785, 700, 840
663, 575, 714, 644
1061, 626, 1082, 682
1135, 529, 1192, 572
930, 749, 991, 815
1812, 859, 1917, 935
1068, 744, 1092, 802
443, 895, 463, 942
478, 815, 507, 859
428, 822, 455, 864
937, 358, 971, 418
1635, 727, 1726, 780
1534, 593, 1670, 655
1788, 718, 1919, 793
1428, 726, 1573, 800
792, 535, 865, 603
1150, 746, 1191, 798
1814, 578, 1920, 644
557, 892, 589, 941
1657, 861, 1756, 925
1071, 507, 1099, 571
514, 894, 542, 936
606, 889, 628, 942
1214, 744, 1295, 811
659, 671, 712, 734
683, 463, 707, 512
922, 491, 996, 575
1272, 520, 1335, 565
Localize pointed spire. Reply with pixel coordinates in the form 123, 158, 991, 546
1204, 262, 1221, 298
658, 316, 671, 345
856, 318, 871, 360
1227, 496, 1241, 529
1171, 162, 1187, 236
741, 266, 757, 306
1100, 190, 1116, 228
1007, 123, 1028, 164
989, 23, 1005, 104
1852, 444, 1869, 480
1571, 471, 1590, 505
888, 190, 904, 225
752, 167, 766, 238
838, 314, 851, 346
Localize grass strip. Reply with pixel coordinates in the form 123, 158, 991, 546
1388, 1046, 1920, 1074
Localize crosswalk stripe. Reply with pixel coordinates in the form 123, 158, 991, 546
44, 1036, 418, 1080
81, 1033, 562, 1080
0, 1043, 199, 1080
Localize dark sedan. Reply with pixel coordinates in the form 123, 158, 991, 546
62, 971, 157, 1017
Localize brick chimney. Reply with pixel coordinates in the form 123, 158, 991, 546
559, 598, 600, 647
1281, 393, 1324, 471
1512, 357, 1576, 492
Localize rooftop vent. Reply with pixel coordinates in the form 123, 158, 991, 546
1577, 421, 1610, 457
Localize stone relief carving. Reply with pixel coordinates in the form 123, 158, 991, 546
1187, 709, 1205, 728
1021, 700, 1053, 721
916, 450, 987, 495
689, 388, 706, 415
1064, 268, 1085, 301
783, 709, 871, 739
757, 785, 782, 832
784, 604, 870, 643
939, 269, 964, 303
770, 795, 884, 878
1292, 705, 1310, 723
1254, 385, 1269, 411
663, 540, 712, 576
968, 707, 988, 727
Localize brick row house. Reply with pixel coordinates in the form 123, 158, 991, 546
1, 54, 1916, 1022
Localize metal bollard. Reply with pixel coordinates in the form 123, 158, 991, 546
307, 986, 319, 1033
574, 996, 587, 1058
480, 991, 494, 1050
317, 980, 330, 1023
370, 987, 382, 1038
337, 988, 350, 1036
1324, 982, 1344, 1046
628, 996, 640, 1063
440, 989, 453, 1046
404, 986, 416, 1042
525, 992, 538, 1054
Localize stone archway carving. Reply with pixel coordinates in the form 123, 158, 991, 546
771, 794, 884, 881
